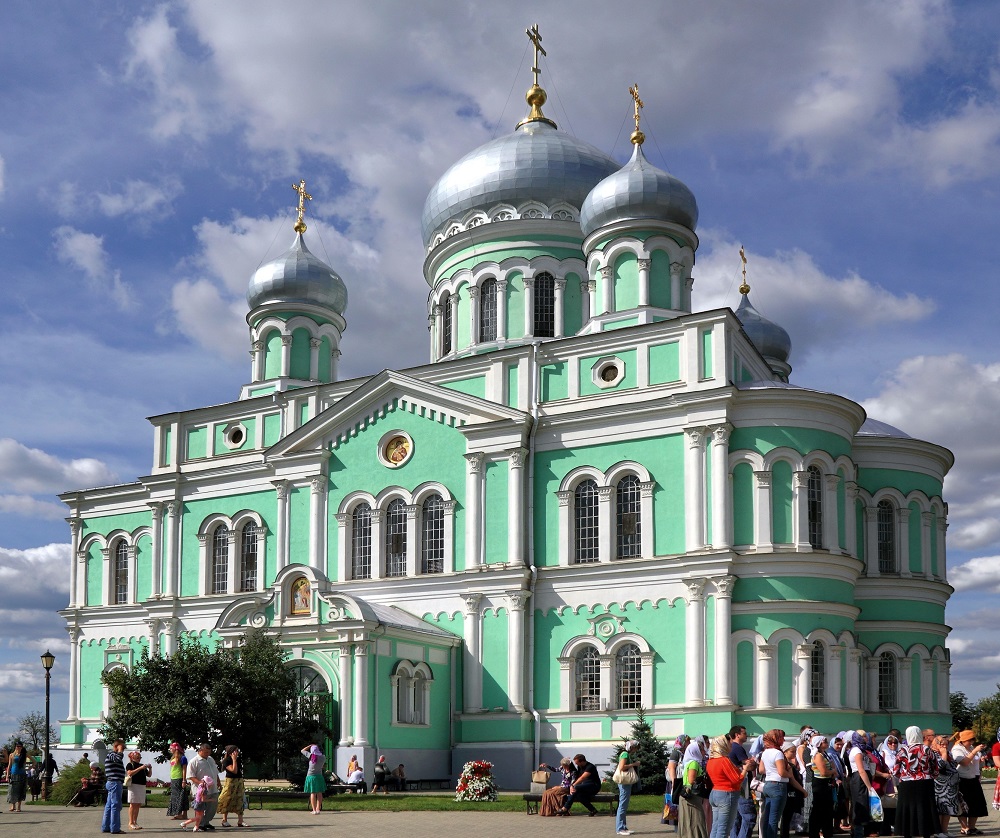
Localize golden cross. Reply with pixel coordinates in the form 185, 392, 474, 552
292, 179, 312, 233
739, 245, 750, 295
629, 83, 644, 132
526, 24, 546, 87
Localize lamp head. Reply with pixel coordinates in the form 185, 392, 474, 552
41, 650, 55, 671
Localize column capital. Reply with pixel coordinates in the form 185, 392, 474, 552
684, 578, 706, 603
556, 490, 572, 508
824, 473, 841, 489
710, 423, 732, 445
553, 278, 567, 291
405, 504, 419, 520
637, 258, 651, 271
864, 506, 879, 522
67, 516, 83, 535
251, 339, 263, 353
147, 503, 163, 521
465, 452, 486, 474
558, 656, 573, 672
355, 641, 370, 657
497, 278, 508, 291
639, 480, 655, 499
579, 278, 590, 293
598, 266, 614, 281
793, 470, 809, 489
197, 533, 209, 546
844, 481, 859, 499
506, 590, 532, 611
849, 648, 863, 664
273, 479, 290, 500
369, 508, 384, 524
461, 592, 483, 614
640, 651, 655, 665
685, 426, 708, 448
796, 642, 814, 660
587, 279, 597, 293
899, 507, 912, 523
432, 303, 442, 316
310, 475, 327, 494
507, 447, 527, 469
898, 656, 913, 671
468, 285, 480, 300
597, 486, 614, 501
865, 656, 881, 672
167, 499, 182, 517
280, 334, 293, 346
757, 643, 776, 661
77, 550, 87, 563
100, 547, 111, 559
921, 510, 934, 525
67, 626, 82, 642
754, 470, 772, 488
145, 618, 162, 634
522, 275, 535, 289
334, 512, 349, 524
670, 261, 685, 278
714, 575, 737, 598
922, 658, 936, 672
829, 644, 844, 661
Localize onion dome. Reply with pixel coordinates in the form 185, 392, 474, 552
736, 291, 791, 374
247, 232, 348, 315
580, 140, 698, 237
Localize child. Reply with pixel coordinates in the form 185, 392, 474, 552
180, 775, 214, 832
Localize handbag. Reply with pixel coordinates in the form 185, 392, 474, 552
124, 774, 133, 789
531, 770, 551, 784
682, 774, 711, 799
869, 789, 884, 823
613, 766, 639, 785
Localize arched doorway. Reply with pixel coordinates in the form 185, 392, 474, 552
285, 663, 336, 774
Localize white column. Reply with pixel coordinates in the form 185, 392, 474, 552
637, 258, 651, 307
898, 507, 912, 577
828, 645, 843, 708
279, 334, 292, 377
405, 504, 418, 577
273, 480, 290, 571
714, 576, 735, 705
865, 657, 880, 711
496, 280, 508, 341
67, 517, 82, 608
684, 579, 706, 706
600, 654, 614, 710
844, 482, 858, 558
506, 591, 531, 711
587, 279, 597, 321
330, 347, 341, 382
523, 276, 535, 336
339, 646, 354, 745
710, 425, 732, 548
250, 339, 263, 382
757, 644, 776, 710
559, 657, 574, 711
354, 642, 370, 745
370, 509, 384, 580
557, 491, 572, 567
464, 452, 485, 568
937, 517, 948, 581
598, 486, 614, 562
226, 530, 238, 594
430, 305, 441, 361
335, 513, 349, 581
795, 643, 812, 709
864, 507, 879, 576
67, 626, 81, 719
599, 266, 614, 314
920, 659, 934, 712
640, 652, 655, 708
449, 294, 459, 352
684, 276, 695, 312
754, 471, 773, 551
937, 661, 951, 712
640, 481, 655, 558
685, 428, 707, 551
898, 657, 913, 712
462, 593, 483, 712
100, 547, 111, 604
507, 449, 526, 565
309, 337, 321, 380
309, 476, 327, 571
163, 617, 179, 657
165, 500, 180, 597
670, 262, 684, 310
146, 618, 161, 658
823, 474, 840, 552
847, 649, 862, 710
148, 504, 163, 598
468, 286, 480, 349
921, 511, 933, 578
793, 471, 811, 550
554, 278, 566, 336
443, 500, 457, 574
580, 278, 592, 324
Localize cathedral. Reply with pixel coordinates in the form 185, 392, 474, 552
59, 30, 953, 788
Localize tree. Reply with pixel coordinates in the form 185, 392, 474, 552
951, 691, 978, 732
972, 685, 1000, 744
101, 630, 332, 773
607, 708, 668, 794
16, 710, 59, 754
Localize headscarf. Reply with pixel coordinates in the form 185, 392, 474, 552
799, 728, 818, 745
905, 726, 922, 747
672, 734, 690, 753
851, 730, 873, 754
683, 740, 703, 767
810, 735, 828, 757
309, 744, 322, 763
623, 740, 638, 752
840, 730, 856, 760
748, 734, 765, 757
708, 735, 731, 759
762, 729, 785, 750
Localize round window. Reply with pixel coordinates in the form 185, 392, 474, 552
222, 423, 248, 450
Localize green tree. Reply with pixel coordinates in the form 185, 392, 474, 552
101, 630, 332, 774
607, 708, 668, 794
951, 691, 978, 732
972, 685, 1000, 744
16, 710, 60, 754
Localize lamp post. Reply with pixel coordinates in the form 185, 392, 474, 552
41, 650, 55, 801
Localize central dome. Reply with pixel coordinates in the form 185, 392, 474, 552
421, 121, 619, 247
247, 233, 347, 315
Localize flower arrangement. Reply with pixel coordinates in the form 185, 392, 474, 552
454, 759, 498, 802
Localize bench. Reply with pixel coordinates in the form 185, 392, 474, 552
247, 790, 309, 809
523, 791, 617, 815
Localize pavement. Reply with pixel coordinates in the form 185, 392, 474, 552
5, 796, 998, 838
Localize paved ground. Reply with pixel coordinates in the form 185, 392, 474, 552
6, 795, 998, 838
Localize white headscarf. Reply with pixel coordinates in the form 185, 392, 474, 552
683, 740, 703, 767
905, 726, 922, 747
810, 735, 828, 757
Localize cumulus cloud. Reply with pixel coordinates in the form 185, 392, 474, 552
0, 438, 116, 494
0, 495, 69, 520
95, 177, 183, 221
0, 543, 71, 609
52, 226, 134, 310
950, 557, 1000, 593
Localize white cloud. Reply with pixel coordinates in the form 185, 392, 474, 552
0, 494, 69, 520
0, 543, 71, 610
95, 177, 183, 221
950, 557, 1000, 593
0, 438, 116, 494
171, 278, 247, 361
52, 226, 134, 310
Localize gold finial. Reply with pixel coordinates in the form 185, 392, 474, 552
292, 179, 312, 234
516, 24, 557, 129
739, 245, 750, 295
629, 83, 645, 145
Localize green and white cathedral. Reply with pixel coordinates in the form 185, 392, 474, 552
59, 53, 953, 787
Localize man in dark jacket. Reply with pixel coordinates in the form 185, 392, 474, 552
559, 754, 601, 816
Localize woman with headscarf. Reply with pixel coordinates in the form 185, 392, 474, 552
679, 737, 709, 838
538, 757, 574, 816
667, 735, 691, 827
615, 740, 641, 836
932, 734, 965, 837
166, 743, 189, 821
301, 744, 327, 814
951, 730, 987, 835
759, 730, 794, 838
218, 744, 248, 827
706, 734, 755, 838
892, 726, 938, 838
809, 735, 836, 838
125, 749, 152, 830
847, 731, 880, 838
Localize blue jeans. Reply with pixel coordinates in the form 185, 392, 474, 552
616, 783, 632, 832
733, 794, 758, 838
761, 781, 788, 838
711, 789, 740, 838
102, 780, 123, 833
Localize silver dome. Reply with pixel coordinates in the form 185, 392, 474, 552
858, 418, 911, 439
421, 121, 619, 246
736, 293, 791, 365
247, 233, 347, 315
580, 142, 698, 237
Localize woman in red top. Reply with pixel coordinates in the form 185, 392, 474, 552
892, 726, 939, 838
706, 734, 756, 838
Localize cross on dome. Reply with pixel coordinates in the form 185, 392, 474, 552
629, 83, 645, 146
292, 179, 313, 234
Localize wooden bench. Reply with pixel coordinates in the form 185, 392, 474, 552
246, 790, 308, 809
414, 778, 452, 790
523, 791, 617, 815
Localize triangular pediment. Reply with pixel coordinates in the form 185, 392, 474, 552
265, 369, 530, 459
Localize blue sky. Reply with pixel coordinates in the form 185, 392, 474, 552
2, 0, 1000, 741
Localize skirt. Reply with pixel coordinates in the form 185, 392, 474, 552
303, 774, 327, 794
6, 776, 26, 804
127, 784, 147, 805
218, 777, 246, 814
679, 793, 709, 838
539, 785, 568, 816
958, 777, 987, 819
895, 779, 937, 838
167, 778, 190, 815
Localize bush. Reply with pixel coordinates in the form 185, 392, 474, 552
49, 760, 95, 806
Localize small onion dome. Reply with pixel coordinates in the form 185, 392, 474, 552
580, 141, 698, 237
735, 292, 791, 368
247, 233, 347, 314
421, 120, 619, 247
858, 418, 911, 439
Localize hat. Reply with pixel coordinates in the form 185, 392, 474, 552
957, 729, 975, 744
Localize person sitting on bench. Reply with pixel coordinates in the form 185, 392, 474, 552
557, 754, 601, 816
347, 766, 367, 794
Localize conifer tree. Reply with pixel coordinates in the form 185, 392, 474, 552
608, 708, 668, 793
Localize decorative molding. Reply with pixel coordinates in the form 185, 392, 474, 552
465, 452, 486, 474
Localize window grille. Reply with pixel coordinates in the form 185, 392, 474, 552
878, 653, 897, 710
616, 475, 641, 559
807, 465, 823, 548
442, 293, 452, 354
479, 278, 497, 342
114, 541, 129, 604
574, 480, 599, 563
240, 521, 258, 592
421, 494, 445, 573
877, 500, 897, 573
533, 272, 555, 337
386, 499, 407, 577
616, 643, 642, 709
212, 526, 228, 594
575, 646, 601, 711
810, 641, 826, 706
412, 671, 427, 724
352, 503, 372, 579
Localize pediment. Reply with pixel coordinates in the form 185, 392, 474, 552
265, 369, 530, 459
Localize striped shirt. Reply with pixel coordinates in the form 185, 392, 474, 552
105, 750, 126, 783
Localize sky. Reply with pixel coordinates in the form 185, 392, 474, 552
2, 0, 1000, 742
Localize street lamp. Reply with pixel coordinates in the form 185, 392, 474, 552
41, 650, 55, 801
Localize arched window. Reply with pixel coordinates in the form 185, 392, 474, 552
574, 479, 599, 563
575, 646, 601, 711
616, 475, 641, 559
240, 521, 258, 592
412, 669, 428, 724
421, 494, 445, 574
807, 465, 823, 548
396, 671, 411, 723
385, 499, 407, 577
352, 503, 372, 580
878, 652, 897, 710
616, 643, 642, 709
533, 272, 555, 338
877, 500, 897, 573
113, 541, 129, 604
212, 526, 228, 594
479, 278, 497, 342
441, 292, 453, 355
810, 641, 826, 706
